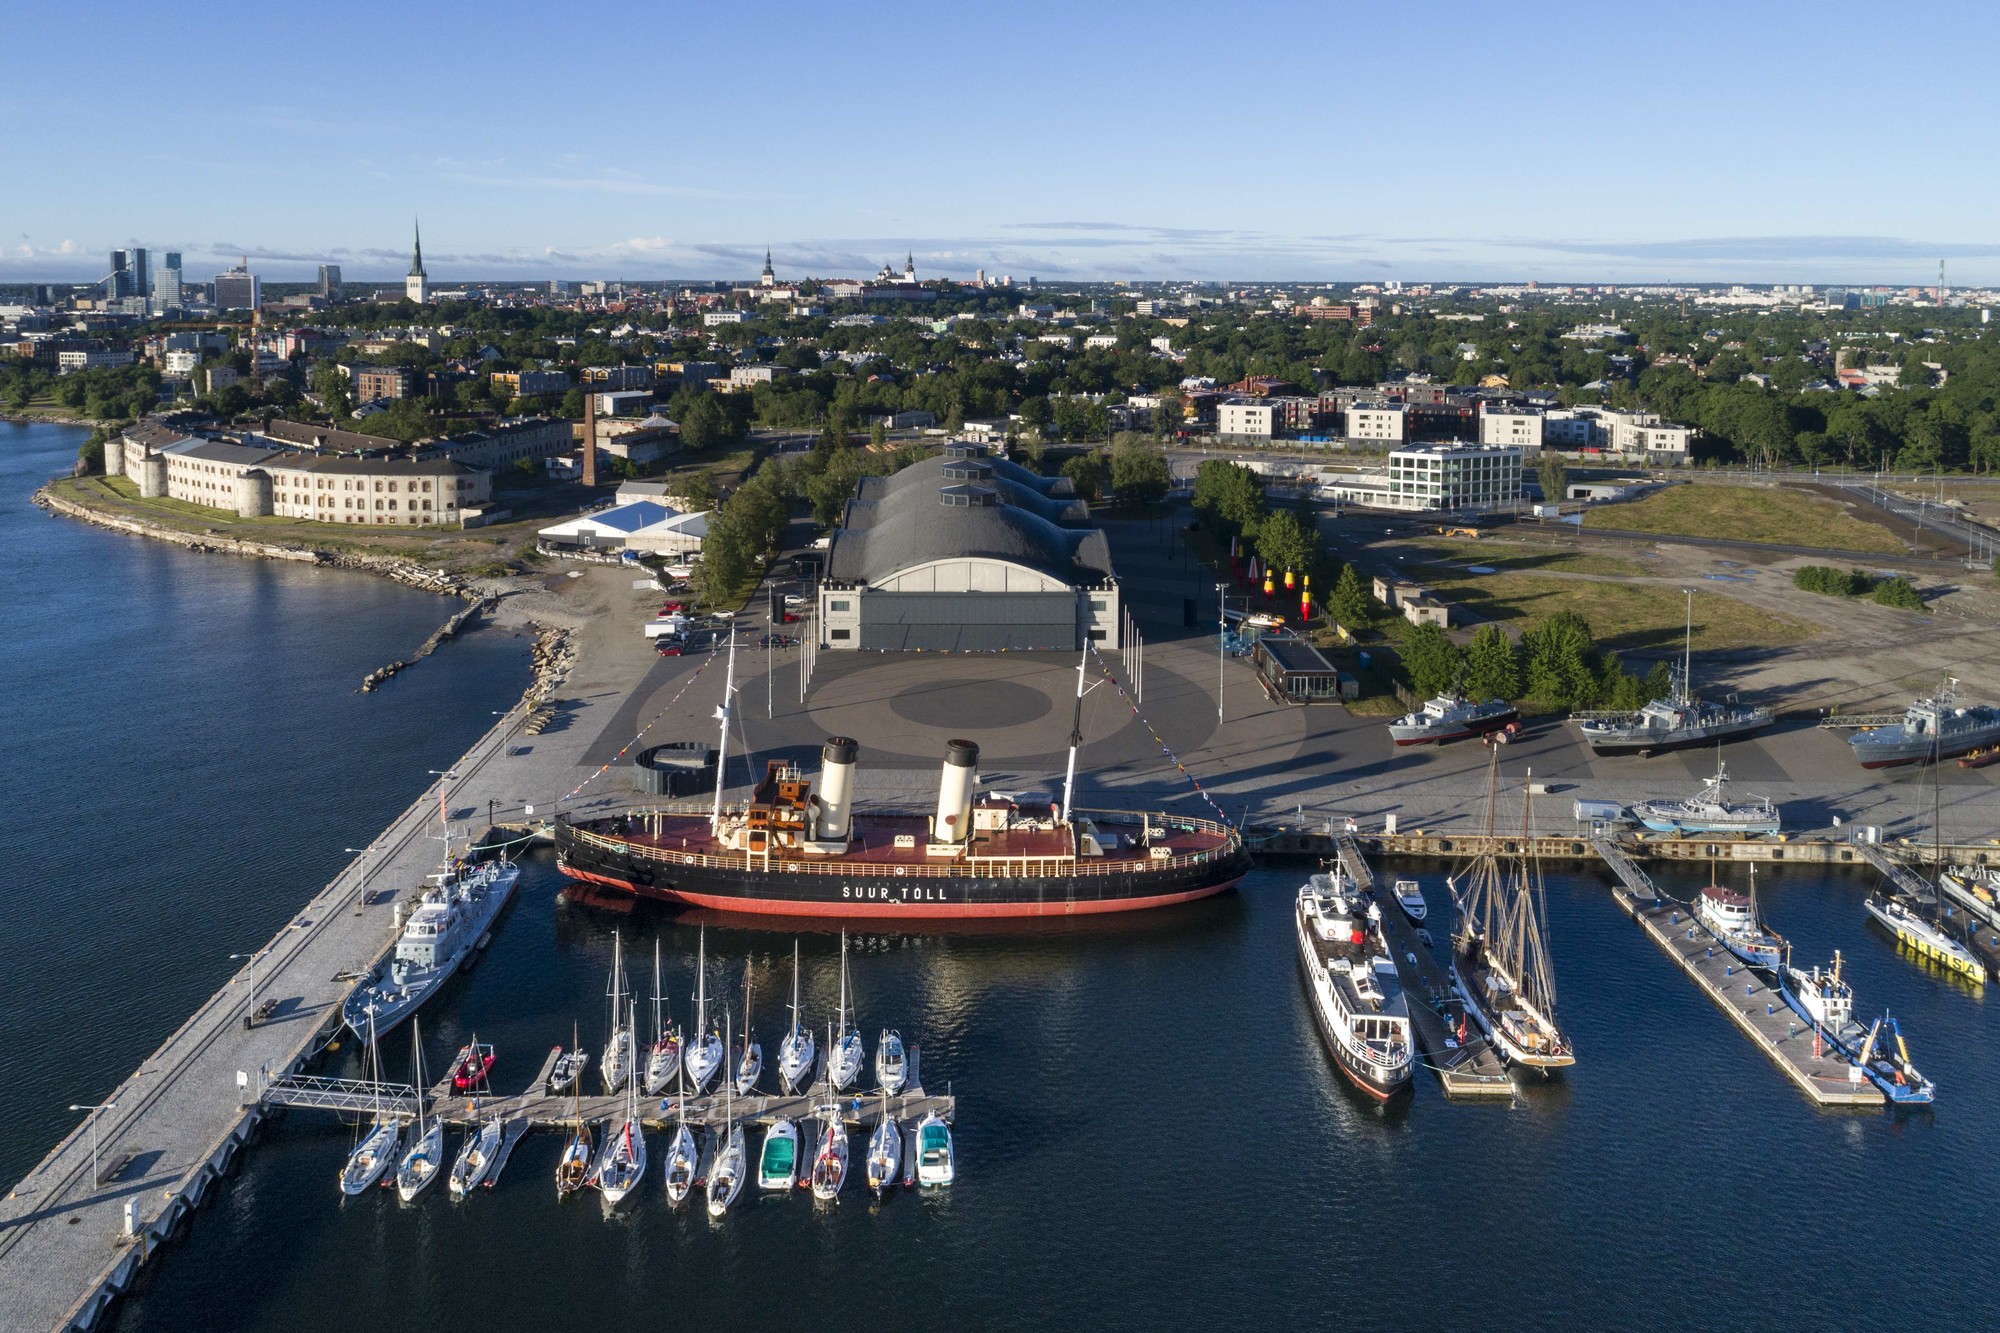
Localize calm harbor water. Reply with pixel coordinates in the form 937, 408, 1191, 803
0, 421, 532, 1187
6, 420, 1996, 1331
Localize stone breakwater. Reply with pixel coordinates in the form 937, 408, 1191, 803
525, 625, 577, 707
33, 484, 469, 596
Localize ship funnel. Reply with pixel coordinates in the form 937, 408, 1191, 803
818, 736, 858, 841
933, 739, 980, 845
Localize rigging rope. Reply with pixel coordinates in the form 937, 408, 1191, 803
1083, 641, 1230, 823
560, 652, 719, 804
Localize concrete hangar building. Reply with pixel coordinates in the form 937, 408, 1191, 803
817, 445, 1123, 651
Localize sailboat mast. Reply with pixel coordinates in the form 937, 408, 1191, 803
710, 629, 738, 832
695, 928, 708, 1037
837, 929, 849, 1040
1060, 645, 1087, 827
1683, 588, 1693, 696
653, 940, 664, 1044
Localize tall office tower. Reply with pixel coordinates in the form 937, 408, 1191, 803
130, 247, 151, 298
106, 250, 132, 301
317, 264, 342, 299
213, 260, 261, 311
155, 253, 184, 311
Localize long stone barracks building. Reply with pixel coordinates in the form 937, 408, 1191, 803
109, 429, 488, 525
817, 444, 1121, 651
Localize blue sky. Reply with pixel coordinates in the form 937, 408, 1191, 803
8, 0, 2000, 285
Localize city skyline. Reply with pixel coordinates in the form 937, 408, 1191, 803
9, 0, 2000, 285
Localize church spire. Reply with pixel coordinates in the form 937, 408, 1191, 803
408, 219, 426, 278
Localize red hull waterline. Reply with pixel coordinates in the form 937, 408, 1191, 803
562, 868, 1244, 919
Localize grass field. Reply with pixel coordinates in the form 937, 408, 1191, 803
1583, 485, 1903, 553
1414, 572, 1816, 654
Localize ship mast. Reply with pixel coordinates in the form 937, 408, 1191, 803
710, 628, 738, 833
1060, 645, 1087, 829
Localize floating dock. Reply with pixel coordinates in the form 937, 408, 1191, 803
1336, 838, 1513, 1099
1614, 889, 1882, 1107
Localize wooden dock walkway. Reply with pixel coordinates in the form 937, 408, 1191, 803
1336, 838, 1514, 1100
1615, 889, 1882, 1107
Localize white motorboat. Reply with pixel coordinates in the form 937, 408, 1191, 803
643, 940, 682, 1096
809, 1110, 849, 1201
865, 1099, 900, 1199
1393, 878, 1427, 922
914, 1110, 955, 1187
1295, 870, 1415, 1099
547, 1046, 587, 1096
601, 929, 634, 1095
707, 1015, 746, 1217
395, 1018, 443, 1202
733, 961, 763, 1096
339, 1007, 400, 1196
595, 1001, 649, 1205
448, 1118, 503, 1199
829, 930, 865, 1092
875, 1029, 907, 1095
776, 940, 816, 1094
684, 928, 724, 1094
758, 1118, 799, 1191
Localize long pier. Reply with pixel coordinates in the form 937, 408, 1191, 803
1336, 838, 1514, 1099
0, 678, 615, 1333
1614, 889, 1882, 1107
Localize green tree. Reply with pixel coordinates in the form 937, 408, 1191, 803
1538, 452, 1567, 504
1872, 577, 1924, 610
1328, 563, 1369, 628
1191, 459, 1267, 536
1400, 622, 1466, 698
1109, 440, 1171, 504
1464, 623, 1520, 700
1060, 451, 1109, 501
1254, 508, 1315, 578
869, 419, 888, 448
1520, 610, 1601, 707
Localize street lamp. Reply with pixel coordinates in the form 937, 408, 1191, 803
69, 1101, 117, 1188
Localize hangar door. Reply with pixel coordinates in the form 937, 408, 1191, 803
858, 591, 1078, 651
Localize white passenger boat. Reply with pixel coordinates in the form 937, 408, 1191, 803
1295, 869, 1414, 1099
1691, 868, 1784, 970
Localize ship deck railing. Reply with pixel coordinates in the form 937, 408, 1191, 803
565, 807, 1241, 880
1816, 713, 1907, 729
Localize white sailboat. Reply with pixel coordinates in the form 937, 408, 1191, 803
914, 1109, 955, 1187
395, 1017, 444, 1202
758, 1117, 799, 1191
663, 1094, 698, 1207
829, 930, 865, 1092
733, 960, 763, 1096
809, 1105, 849, 1201
601, 928, 633, 1095
555, 1022, 594, 1199
643, 939, 682, 1096
865, 1094, 900, 1198
684, 928, 724, 1093
776, 939, 815, 1095
707, 1013, 747, 1217
595, 999, 648, 1205
339, 1006, 401, 1196
875, 1028, 907, 1095
448, 1116, 502, 1199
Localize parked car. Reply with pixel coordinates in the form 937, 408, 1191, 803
660, 600, 686, 614
656, 638, 686, 656
757, 634, 798, 649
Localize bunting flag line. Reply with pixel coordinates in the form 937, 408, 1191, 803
1085, 641, 1230, 823
561, 653, 719, 803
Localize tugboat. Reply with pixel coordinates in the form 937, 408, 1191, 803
1631, 761, 1781, 836
1572, 592, 1770, 756
1849, 678, 2000, 768
1691, 867, 1785, 969
1449, 752, 1574, 1071
1294, 867, 1414, 1099
1387, 690, 1518, 746
1779, 951, 1935, 1104
555, 648, 1250, 918
343, 855, 520, 1040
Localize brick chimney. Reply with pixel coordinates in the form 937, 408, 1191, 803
581, 387, 597, 488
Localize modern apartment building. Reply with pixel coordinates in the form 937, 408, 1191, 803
490, 368, 572, 397
1383, 443, 1522, 512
